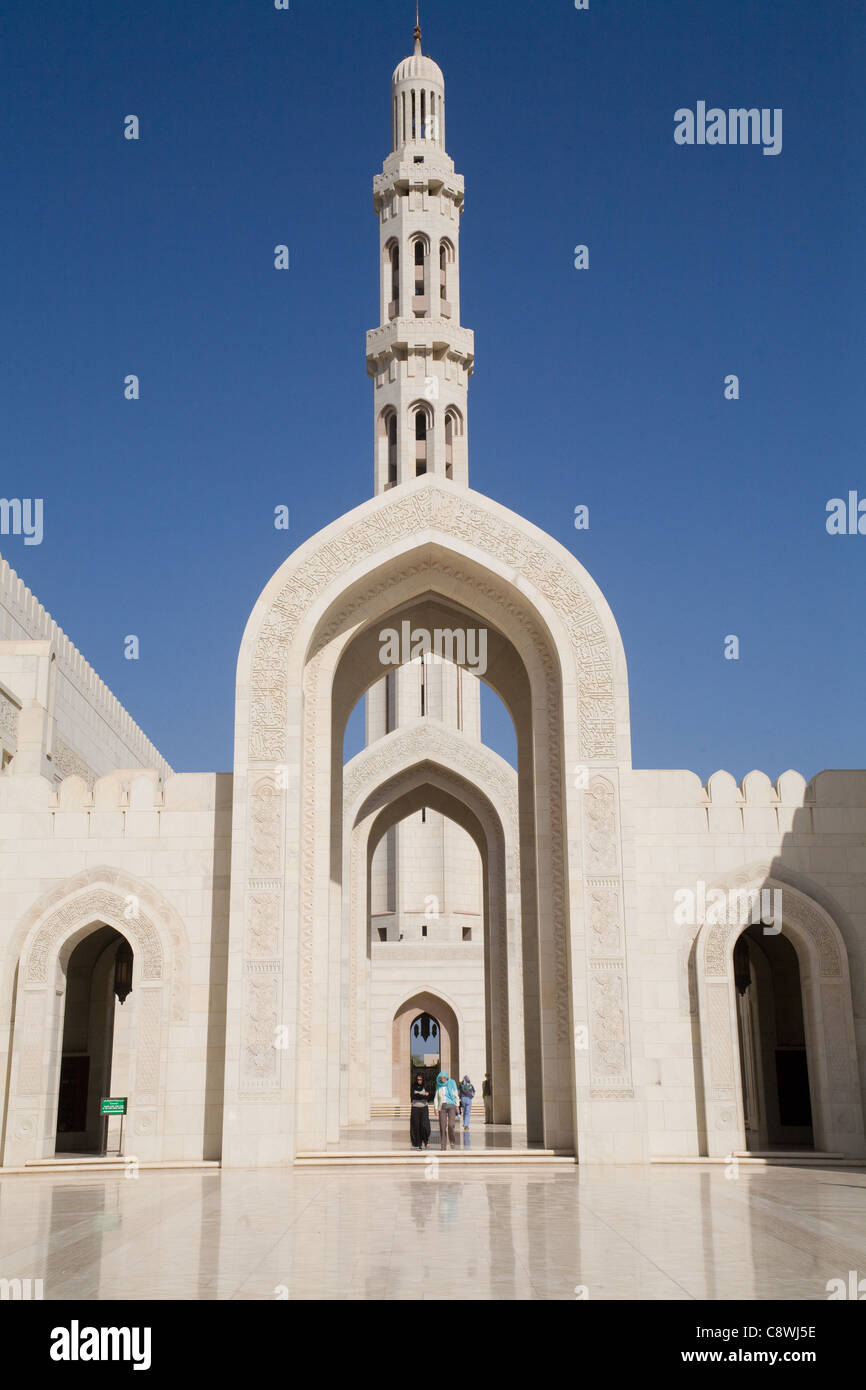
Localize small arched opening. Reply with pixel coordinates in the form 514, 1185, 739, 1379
55, 925, 135, 1155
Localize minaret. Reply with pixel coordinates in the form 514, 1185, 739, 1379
366, 18, 475, 494
365, 25, 482, 950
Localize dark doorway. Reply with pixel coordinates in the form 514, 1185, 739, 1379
54, 926, 133, 1154
734, 926, 814, 1151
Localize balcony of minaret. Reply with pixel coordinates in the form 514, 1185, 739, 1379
374, 166, 464, 213
366, 322, 474, 379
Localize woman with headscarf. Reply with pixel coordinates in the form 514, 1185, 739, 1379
410, 1073, 431, 1150
433, 1071, 460, 1150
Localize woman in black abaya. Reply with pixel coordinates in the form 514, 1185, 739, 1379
410, 1074, 431, 1149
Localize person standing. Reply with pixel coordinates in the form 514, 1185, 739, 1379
434, 1071, 459, 1150
459, 1074, 476, 1130
482, 1073, 493, 1124
410, 1073, 431, 1150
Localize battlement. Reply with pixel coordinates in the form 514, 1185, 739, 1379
0, 554, 171, 779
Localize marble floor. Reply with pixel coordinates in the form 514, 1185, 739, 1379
0, 1161, 864, 1300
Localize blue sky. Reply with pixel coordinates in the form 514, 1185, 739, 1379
2, 0, 863, 780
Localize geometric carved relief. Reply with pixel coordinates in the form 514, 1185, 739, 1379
248, 780, 283, 879
703, 877, 842, 981
250, 485, 617, 765
27, 887, 164, 983
584, 777, 618, 874
242, 975, 280, 1087
587, 883, 621, 956
707, 982, 735, 1093
246, 894, 281, 959
135, 987, 162, 1101
589, 973, 629, 1078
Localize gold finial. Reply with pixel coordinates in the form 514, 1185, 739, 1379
414, 1, 422, 54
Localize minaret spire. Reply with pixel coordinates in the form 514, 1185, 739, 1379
367, 25, 474, 492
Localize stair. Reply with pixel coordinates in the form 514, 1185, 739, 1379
651, 1151, 865, 1167
3, 1158, 220, 1175
295, 1149, 575, 1168
371, 1098, 486, 1121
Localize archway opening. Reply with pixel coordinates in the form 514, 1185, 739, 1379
307, 555, 580, 1151
734, 925, 814, 1151
392, 992, 459, 1104
409, 1011, 440, 1103
55, 925, 134, 1155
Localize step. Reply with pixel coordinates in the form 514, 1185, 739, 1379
3, 1159, 221, 1175
371, 1104, 486, 1119
651, 1154, 865, 1167
732, 1150, 845, 1159
295, 1149, 575, 1167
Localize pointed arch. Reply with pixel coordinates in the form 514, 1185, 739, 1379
229, 477, 633, 1164
3, 867, 189, 1166
695, 871, 865, 1156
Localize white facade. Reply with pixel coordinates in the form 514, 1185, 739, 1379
0, 28, 864, 1170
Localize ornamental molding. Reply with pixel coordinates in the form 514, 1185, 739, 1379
345, 721, 517, 826
16, 867, 188, 1021
249, 485, 617, 765
702, 875, 843, 980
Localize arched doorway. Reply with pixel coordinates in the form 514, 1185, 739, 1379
55, 926, 134, 1155
392, 991, 460, 1103
3, 868, 181, 1168
696, 873, 866, 1157
409, 1012, 440, 1102
733, 926, 813, 1151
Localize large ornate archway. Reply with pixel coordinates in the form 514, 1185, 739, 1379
695, 872, 865, 1156
225, 478, 640, 1165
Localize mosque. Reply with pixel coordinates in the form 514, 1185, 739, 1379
0, 23, 864, 1171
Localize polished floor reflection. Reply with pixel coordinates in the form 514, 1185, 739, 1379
0, 1163, 863, 1300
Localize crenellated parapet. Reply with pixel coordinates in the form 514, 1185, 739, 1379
0, 554, 171, 781
629, 766, 866, 835
0, 768, 232, 837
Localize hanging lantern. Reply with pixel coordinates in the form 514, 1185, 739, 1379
114, 940, 134, 1005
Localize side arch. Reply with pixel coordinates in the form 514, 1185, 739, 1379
2, 869, 188, 1166
695, 873, 865, 1156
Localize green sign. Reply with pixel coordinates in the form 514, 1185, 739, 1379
100, 1097, 127, 1116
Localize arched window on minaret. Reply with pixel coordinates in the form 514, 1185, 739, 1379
439, 240, 454, 318
412, 237, 428, 315
387, 412, 398, 485
421, 90, 427, 141
412, 404, 430, 476
378, 407, 398, 490
444, 407, 463, 482
391, 244, 400, 317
